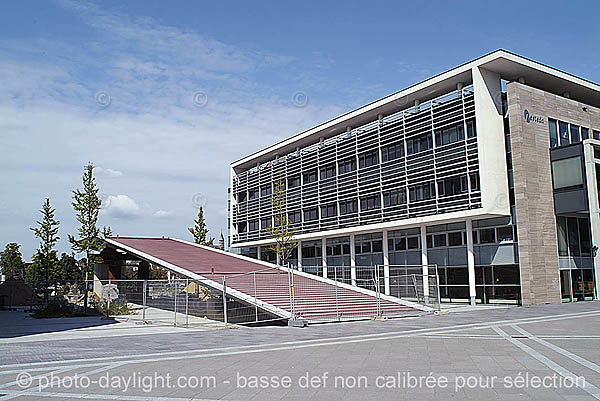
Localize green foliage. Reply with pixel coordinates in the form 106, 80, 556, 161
0, 243, 25, 279
266, 175, 298, 266
56, 253, 82, 284
25, 250, 59, 288
94, 299, 137, 316
102, 226, 113, 238
69, 163, 102, 277
188, 206, 215, 246
30, 198, 60, 298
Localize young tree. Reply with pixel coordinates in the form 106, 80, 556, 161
56, 253, 82, 285
266, 176, 298, 266
30, 198, 60, 303
0, 243, 25, 280
188, 206, 215, 246
25, 250, 59, 290
218, 232, 225, 250
69, 163, 102, 311
102, 226, 113, 239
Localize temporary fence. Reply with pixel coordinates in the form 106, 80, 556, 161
91, 265, 440, 327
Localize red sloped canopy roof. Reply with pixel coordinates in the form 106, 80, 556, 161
107, 237, 268, 275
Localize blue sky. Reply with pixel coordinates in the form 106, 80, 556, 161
1, 0, 599, 260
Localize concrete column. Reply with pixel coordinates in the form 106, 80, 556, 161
382, 230, 390, 295
257, 245, 261, 261
276, 244, 281, 266
297, 240, 303, 272
420, 225, 429, 302
466, 219, 477, 305
321, 238, 327, 278
350, 234, 357, 286
583, 145, 600, 298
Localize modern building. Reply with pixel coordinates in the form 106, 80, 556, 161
228, 50, 600, 306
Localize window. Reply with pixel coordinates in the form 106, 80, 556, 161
381, 142, 404, 162
303, 207, 318, 221
479, 228, 496, 244
567, 217, 580, 256
407, 237, 419, 249
321, 203, 337, 218
582, 127, 589, 140
237, 191, 247, 202
383, 189, 407, 207
260, 217, 271, 229
260, 184, 271, 197
470, 172, 480, 191
303, 168, 318, 184
320, 163, 335, 179
579, 218, 592, 256
438, 175, 468, 197
409, 182, 436, 202
496, 226, 513, 242
594, 130, 600, 140
288, 211, 301, 224
301, 241, 322, 258
407, 133, 433, 155
570, 124, 581, 144
360, 194, 380, 210
248, 188, 258, 200
238, 222, 247, 233
248, 220, 259, 231
355, 234, 383, 255
339, 199, 358, 215
552, 157, 583, 189
549, 118, 558, 148
338, 157, 356, 174
358, 150, 378, 169
435, 123, 465, 147
466, 120, 476, 138
434, 234, 447, 247
448, 232, 463, 247
287, 174, 300, 189
559, 121, 570, 146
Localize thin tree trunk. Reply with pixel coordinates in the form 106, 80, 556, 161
83, 250, 89, 313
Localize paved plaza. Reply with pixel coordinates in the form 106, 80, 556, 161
0, 302, 599, 400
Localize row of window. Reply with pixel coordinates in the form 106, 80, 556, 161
549, 118, 600, 148
236, 121, 477, 201
238, 175, 480, 232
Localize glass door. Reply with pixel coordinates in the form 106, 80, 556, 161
582, 269, 595, 301
560, 270, 572, 302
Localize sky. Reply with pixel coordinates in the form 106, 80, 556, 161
1, 0, 599, 260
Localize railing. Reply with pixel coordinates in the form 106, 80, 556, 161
90, 265, 440, 327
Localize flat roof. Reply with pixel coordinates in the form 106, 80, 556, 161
231, 49, 600, 171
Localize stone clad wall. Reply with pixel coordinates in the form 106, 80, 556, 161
507, 82, 600, 305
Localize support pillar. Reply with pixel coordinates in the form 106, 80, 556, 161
350, 234, 357, 286
297, 240, 303, 272
466, 219, 477, 305
257, 245, 261, 261
383, 230, 390, 295
322, 238, 327, 278
276, 244, 281, 266
420, 225, 429, 302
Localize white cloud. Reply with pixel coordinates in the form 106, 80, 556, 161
95, 166, 123, 178
153, 210, 173, 218
102, 195, 142, 220
0, 1, 350, 258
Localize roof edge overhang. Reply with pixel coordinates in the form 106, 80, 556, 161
231, 49, 600, 171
